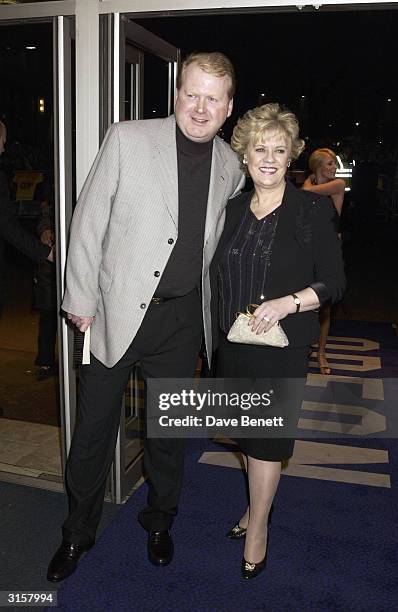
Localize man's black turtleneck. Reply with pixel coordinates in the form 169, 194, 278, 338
155, 124, 213, 297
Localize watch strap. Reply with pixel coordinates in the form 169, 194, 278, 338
292, 293, 300, 313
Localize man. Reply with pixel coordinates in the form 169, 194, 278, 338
0, 120, 53, 315
47, 52, 244, 582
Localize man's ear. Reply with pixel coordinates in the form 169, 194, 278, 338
227, 98, 233, 118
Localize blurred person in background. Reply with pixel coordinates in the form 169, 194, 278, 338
33, 199, 57, 380
302, 148, 345, 374
0, 120, 53, 316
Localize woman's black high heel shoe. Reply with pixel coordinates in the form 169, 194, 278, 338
241, 555, 267, 580
225, 523, 247, 539
226, 504, 273, 540
241, 531, 269, 580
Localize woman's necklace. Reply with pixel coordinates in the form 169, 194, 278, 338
251, 194, 283, 217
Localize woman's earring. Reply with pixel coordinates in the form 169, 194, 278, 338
243, 156, 248, 165
287, 160, 291, 167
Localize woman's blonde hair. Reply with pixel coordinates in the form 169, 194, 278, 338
231, 103, 305, 173
308, 148, 337, 173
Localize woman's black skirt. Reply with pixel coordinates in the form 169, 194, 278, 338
216, 332, 309, 461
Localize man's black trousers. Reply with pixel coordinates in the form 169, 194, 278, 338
62, 289, 202, 546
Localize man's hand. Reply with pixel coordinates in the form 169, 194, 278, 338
67, 313, 94, 332
46, 246, 54, 262
40, 229, 54, 246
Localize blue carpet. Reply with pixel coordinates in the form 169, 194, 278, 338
54, 321, 398, 612
306, 320, 398, 438
313, 319, 398, 377
0, 481, 118, 612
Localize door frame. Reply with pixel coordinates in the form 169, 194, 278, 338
116, 17, 180, 123
0, 7, 75, 489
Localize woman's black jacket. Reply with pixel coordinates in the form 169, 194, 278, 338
209, 179, 346, 350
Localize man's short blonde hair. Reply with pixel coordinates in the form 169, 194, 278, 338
231, 103, 305, 173
177, 52, 236, 99
308, 148, 337, 173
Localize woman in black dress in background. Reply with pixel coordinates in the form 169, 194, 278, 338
302, 148, 346, 374
210, 104, 345, 579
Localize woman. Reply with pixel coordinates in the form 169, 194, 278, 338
210, 104, 345, 579
302, 148, 346, 374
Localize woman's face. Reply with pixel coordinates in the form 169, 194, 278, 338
318, 154, 337, 181
245, 132, 291, 191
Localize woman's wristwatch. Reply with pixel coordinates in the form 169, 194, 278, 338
291, 293, 301, 313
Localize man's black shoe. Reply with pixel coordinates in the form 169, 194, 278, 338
47, 540, 93, 582
148, 530, 174, 566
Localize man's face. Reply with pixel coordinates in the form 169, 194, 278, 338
175, 63, 233, 143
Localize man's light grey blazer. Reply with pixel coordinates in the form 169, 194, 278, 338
62, 115, 245, 367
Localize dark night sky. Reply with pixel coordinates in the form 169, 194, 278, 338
139, 9, 398, 153
1, 8, 397, 167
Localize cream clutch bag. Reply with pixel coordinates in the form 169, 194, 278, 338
227, 305, 289, 348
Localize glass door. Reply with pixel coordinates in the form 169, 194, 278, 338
0, 11, 74, 492
115, 17, 179, 122
123, 44, 142, 121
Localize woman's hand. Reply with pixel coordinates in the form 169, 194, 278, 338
249, 288, 320, 334
249, 297, 293, 334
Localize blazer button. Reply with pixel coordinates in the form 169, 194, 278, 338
140, 303, 146, 309
168, 238, 174, 244
154, 271, 160, 277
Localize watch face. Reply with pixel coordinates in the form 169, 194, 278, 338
294, 297, 300, 304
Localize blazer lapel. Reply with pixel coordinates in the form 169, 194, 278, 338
211, 190, 252, 269
275, 179, 310, 248
266, 180, 304, 293
154, 115, 178, 228
204, 138, 230, 243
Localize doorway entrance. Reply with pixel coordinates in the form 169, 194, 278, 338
1, 0, 396, 503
